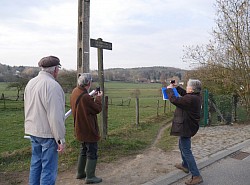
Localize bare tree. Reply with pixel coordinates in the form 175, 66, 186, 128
183, 0, 250, 112
57, 69, 77, 93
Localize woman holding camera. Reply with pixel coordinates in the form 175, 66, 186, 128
166, 79, 203, 185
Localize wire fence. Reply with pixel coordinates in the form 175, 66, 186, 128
201, 90, 249, 126
0, 94, 24, 110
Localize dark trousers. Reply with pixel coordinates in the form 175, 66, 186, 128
80, 142, 98, 160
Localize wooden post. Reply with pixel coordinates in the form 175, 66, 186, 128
2, 93, 5, 109
98, 42, 105, 139
136, 97, 139, 127
90, 38, 112, 139
128, 99, 131, 107
164, 100, 166, 114
157, 100, 159, 117
77, 0, 90, 75
104, 96, 108, 138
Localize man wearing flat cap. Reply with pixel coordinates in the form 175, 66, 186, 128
24, 56, 66, 185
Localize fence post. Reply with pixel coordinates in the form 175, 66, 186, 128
103, 96, 108, 139
164, 100, 166, 114
203, 89, 209, 126
232, 93, 238, 122
157, 100, 159, 116
135, 97, 139, 127
2, 93, 6, 109
128, 99, 131, 107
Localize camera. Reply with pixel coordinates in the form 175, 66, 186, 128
170, 80, 175, 84
96, 86, 100, 92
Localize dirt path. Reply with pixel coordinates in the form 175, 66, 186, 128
1, 123, 181, 185
57, 123, 181, 185
3, 124, 250, 185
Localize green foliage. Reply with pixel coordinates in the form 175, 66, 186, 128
213, 95, 232, 114
207, 93, 249, 125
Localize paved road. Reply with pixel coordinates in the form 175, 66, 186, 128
172, 145, 250, 185
144, 124, 250, 185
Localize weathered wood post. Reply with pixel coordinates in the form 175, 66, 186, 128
157, 100, 159, 117
2, 93, 5, 109
90, 38, 112, 139
77, 0, 90, 74
164, 100, 167, 114
136, 97, 139, 127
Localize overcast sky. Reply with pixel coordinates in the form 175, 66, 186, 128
0, 0, 216, 70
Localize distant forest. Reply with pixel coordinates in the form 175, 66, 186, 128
0, 63, 187, 83
91, 67, 186, 83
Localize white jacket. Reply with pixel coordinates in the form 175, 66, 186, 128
24, 71, 65, 144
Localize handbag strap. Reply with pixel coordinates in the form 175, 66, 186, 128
74, 91, 87, 126
75, 91, 86, 109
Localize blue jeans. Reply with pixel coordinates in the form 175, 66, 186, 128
29, 136, 58, 185
179, 137, 200, 176
80, 142, 98, 160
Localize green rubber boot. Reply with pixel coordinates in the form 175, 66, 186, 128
85, 159, 102, 184
76, 155, 87, 179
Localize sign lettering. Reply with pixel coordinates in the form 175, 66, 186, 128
90, 39, 112, 50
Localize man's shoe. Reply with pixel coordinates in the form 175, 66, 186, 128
185, 176, 203, 185
174, 163, 189, 173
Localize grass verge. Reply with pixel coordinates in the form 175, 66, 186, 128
0, 114, 175, 172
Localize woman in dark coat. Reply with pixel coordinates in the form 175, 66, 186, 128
166, 79, 203, 185
70, 73, 103, 184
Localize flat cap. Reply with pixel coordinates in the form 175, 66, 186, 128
38, 56, 61, 68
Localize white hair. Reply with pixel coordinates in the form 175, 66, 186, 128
78, 73, 92, 87
187, 79, 202, 93
41, 66, 58, 74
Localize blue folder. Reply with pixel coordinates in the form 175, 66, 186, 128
162, 87, 179, 100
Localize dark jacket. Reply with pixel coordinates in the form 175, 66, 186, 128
166, 86, 202, 137
70, 86, 102, 142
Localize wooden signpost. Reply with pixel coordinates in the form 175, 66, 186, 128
90, 38, 112, 139
77, 0, 90, 74
90, 39, 112, 50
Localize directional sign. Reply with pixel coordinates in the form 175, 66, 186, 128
90, 39, 112, 50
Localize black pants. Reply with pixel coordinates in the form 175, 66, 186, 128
80, 142, 98, 160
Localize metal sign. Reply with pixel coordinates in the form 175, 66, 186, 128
90, 39, 112, 50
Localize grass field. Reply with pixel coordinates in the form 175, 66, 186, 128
0, 81, 175, 172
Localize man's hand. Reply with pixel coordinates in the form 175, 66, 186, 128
167, 84, 174, 89
57, 143, 65, 153
96, 91, 103, 97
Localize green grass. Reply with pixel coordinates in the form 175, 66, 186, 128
0, 81, 175, 172
0, 82, 18, 97
156, 127, 178, 151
